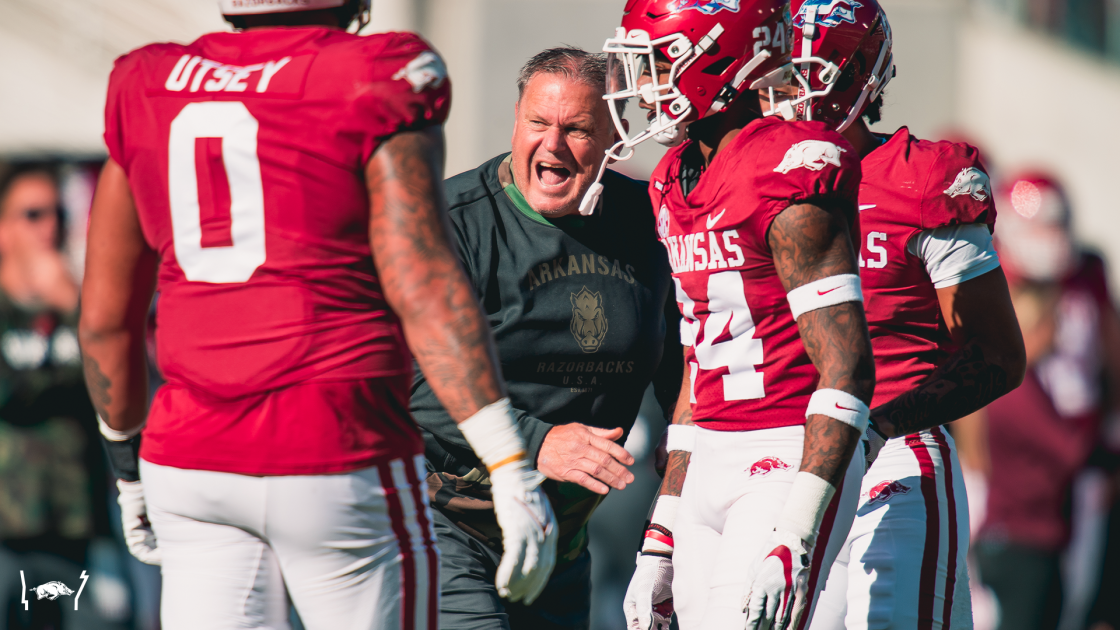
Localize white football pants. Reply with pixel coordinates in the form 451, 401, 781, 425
672, 425, 864, 630
141, 456, 438, 630
809, 427, 973, 630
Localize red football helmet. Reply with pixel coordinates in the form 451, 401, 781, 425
602, 0, 795, 150
788, 0, 894, 131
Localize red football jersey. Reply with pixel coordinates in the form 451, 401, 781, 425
650, 117, 861, 431
103, 27, 450, 474
857, 128, 996, 409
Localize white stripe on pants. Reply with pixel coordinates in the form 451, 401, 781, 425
142, 456, 439, 630
672, 425, 864, 630
808, 427, 972, 630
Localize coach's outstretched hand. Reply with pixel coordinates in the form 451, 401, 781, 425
743, 530, 811, 630
491, 467, 558, 604
117, 479, 161, 565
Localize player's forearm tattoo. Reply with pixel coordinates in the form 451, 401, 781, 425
769, 203, 874, 485
367, 128, 504, 421
659, 450, 691, 497
82, 354, 113, 424
872, 341, 1010, 439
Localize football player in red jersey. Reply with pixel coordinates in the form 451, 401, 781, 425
78, 1, 557, 628
786, 1, 1027, 628
600, 1, 876, 629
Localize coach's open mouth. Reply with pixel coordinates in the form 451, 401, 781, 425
535, 161, 572, 189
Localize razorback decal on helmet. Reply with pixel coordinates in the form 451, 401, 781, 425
668, 0, 741, 14
793, 0, 864, 27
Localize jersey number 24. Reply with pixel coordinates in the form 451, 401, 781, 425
675, 271, 766, 403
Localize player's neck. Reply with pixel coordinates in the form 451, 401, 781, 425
692, 97, 762, 166
841, 119, 881, 160
237, 10, 343, 29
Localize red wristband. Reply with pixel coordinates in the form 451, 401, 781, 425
644, 528, 674, 549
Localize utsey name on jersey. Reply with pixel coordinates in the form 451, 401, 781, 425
661, 228, 746, 274
163, 54, 308, 95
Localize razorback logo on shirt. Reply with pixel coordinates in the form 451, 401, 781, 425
943, 167, 991, 201
774, 140, 847, 174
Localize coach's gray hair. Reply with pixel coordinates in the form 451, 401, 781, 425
516, 47, 626, 115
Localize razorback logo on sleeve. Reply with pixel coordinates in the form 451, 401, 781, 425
161, 53, 314, 97
943, 166, 991, 201
774, 140, 847, 174
392, 51, 447, 93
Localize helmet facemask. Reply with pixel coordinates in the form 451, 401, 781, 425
604, 28, 698, 151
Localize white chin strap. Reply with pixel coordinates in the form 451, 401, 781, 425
578, 139, 634, 216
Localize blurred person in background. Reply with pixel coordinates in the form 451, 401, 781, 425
955, 172, 1120, 630
0, 163, 124, 629
410, 47, 681, 630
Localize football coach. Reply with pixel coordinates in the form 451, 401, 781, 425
409, 47, 682, 630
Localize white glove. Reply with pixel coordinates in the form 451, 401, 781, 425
490, 467, 558, 604
116, 479, 161, 565
743, 529, 812, 630
624, 553, 674, 630
864, 423, 887, 471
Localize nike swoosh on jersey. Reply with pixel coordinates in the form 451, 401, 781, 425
859, 204, 876, 211
817, 286, 841, 296
706, 208, 727, 230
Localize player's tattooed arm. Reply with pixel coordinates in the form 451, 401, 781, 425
79, 159, 158, 433
872, 267, 1025, 438
366, 126, 507, 422
658, 356, 693, 497
769, 202, 875, 487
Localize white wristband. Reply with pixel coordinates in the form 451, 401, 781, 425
457, 398, 527, 475
786, 274, 862, 320
666, 424, 696, 453
98, 415, 144, 442
777, 471, 837, 544
642, 495, 680, 555
805, 388, 870, 433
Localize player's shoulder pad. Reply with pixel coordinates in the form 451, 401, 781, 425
110, 42, 190, 82
914, 137, 996, 231
362, 31, 447, 89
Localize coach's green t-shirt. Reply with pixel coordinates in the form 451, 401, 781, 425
411, 153, 681, 565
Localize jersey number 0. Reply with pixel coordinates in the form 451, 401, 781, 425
168, 101, 266, 283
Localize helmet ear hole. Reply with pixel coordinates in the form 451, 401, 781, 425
702, 57, 736, 76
